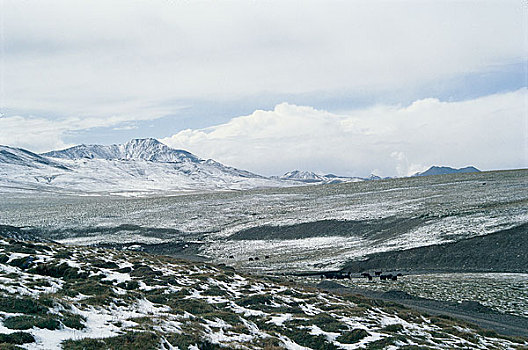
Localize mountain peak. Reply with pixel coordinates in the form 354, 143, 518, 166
125, 138, 162, 147
413, 165, 480, 177
43, 138, 201, 163
281, 170, 325, 182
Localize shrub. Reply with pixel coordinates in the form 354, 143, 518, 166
3, 315, 60, 330
92, 260, 119, 269
53, 250, 72, 259
337, 329, 370, 344
28, 262, 87, 280
236, 294, 273, 308
381, 323, 404, 333
0, 332, 35, 345
130, 265, 162, 278
116, 266, 132, 273
311, 313, 347, 333
288, 332, 337, 350
62, 332, 161, 350
169, 299, 215, 315
8, 257, 33, 269
0, 297, 47, 315
117, 280, 140, 290
61, 313, 86, 330
5, 242, 36, 255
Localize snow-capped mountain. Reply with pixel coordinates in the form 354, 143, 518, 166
0, 145, 68, 170
279, 170, 372, 184
280, 170, 328, 183
0, 139, 285, 196
413, 166, 480, 177
43, 138, 201, 163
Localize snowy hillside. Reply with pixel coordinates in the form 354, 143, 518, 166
0, 139, 288, 196
0, 231, 524, 349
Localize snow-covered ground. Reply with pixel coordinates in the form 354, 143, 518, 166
0, 236, 524, 349
1, 169, 526, 272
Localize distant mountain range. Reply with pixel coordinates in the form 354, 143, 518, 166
0, 139, 284, 195
0, 138, 481, 195
276, 170, 385, 184
412, 166, 480, 177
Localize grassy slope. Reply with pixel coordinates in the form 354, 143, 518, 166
0, 234, 526, 349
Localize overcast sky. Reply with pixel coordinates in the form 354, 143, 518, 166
0, 0, 526, 176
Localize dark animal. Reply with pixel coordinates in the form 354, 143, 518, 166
323, 272, 347, 279
248, 257, 254, 261
375, 271, 382, 276
380, 275, 387, 281
254, 257, 260, 261
391, 275, 398, 281
367, 275, 373, 281
397, 273, 403, 277
264, 255, 270, 259
228, 255, 235, 259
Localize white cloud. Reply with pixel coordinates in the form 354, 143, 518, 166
1, 1, 524, 118
161, 89, 528, 176
0, 111, 167, 152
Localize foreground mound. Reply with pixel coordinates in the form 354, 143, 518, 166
0, 235, 526, 349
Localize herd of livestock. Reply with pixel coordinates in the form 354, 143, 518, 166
319, 270, 404, 281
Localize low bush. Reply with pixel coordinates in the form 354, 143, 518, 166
3, 315, 61, 330
28, 262, 87, 280
117, 280, 140, 290
381, 323, 404, 333
0, 296, 47, 315
0, 332, 35, 345
311, 313, 347, 333
92, 260, 119, 269
337, 328, 370, 344
61, 312, 86, 330
62, 332, 160, 350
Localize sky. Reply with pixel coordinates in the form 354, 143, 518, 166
0, 0, 526, 176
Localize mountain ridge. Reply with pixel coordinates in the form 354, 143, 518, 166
0, 139, 485, 195
0, 139, 278, 195
42, 138, 201, 163
413, 165, 480, 177
278, 169, 384, 184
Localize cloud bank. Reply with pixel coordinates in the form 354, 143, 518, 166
162, 89, 527, 177
2, 1, 524, 119
0, 110, 169, 152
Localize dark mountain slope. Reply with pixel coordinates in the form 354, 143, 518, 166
413, 166, 480, 177
342, 223, 528, 273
